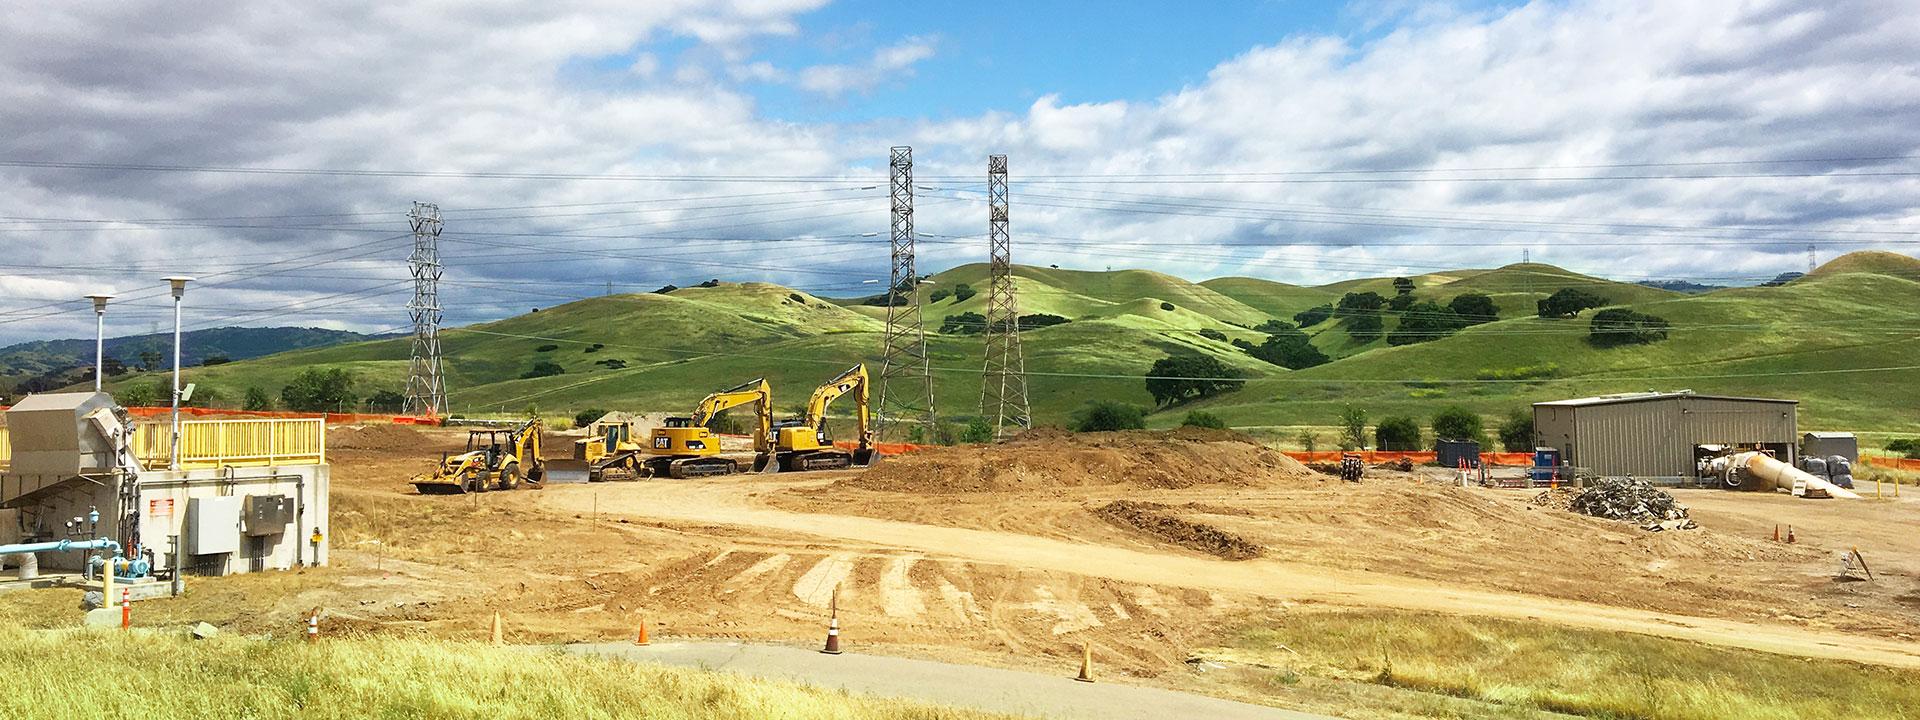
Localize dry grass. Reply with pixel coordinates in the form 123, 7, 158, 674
0, 622, 1017, 720
1215, 610, 1920, 720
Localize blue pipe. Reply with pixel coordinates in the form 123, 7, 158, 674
0, 538, 120, 557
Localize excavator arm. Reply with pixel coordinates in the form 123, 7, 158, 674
691, 378, 773, 453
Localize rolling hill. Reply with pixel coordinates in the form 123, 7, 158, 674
1, 326, 390, 394
72, 251, 1920, 436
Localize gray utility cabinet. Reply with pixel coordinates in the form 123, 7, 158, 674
187, 496, 242, 555
242, 494, 294, 536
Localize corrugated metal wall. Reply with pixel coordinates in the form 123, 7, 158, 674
1533, 397, 1796, 477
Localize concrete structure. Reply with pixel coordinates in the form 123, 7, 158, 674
1, 392, 328, 577
1532, 391, 1797, 479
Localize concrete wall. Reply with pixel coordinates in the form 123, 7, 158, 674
2, 465, 329, 575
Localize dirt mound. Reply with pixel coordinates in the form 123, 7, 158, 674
849, 430, 1314, 493
1094, 500, 1263, 560
329, 424, 432, 451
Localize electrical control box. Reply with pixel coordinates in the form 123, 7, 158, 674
186, 496, 242, 555
242, 494, 294, 536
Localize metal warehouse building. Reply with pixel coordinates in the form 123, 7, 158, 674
1532, 391, 1797, 480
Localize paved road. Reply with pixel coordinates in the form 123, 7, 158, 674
568, 640, 1332, 720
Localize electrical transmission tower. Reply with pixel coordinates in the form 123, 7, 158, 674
875, 146, 938, 439
1807, 244, 1817, 274
979, 154, 1031, 437
404, 202, 447, 416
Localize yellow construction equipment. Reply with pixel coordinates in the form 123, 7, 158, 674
570, 415, 647, 482
412, 418, 545, 494
774, 364, 876, 472
645, 378, 772, 478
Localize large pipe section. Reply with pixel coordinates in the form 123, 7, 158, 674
1710, 451, 1861, 499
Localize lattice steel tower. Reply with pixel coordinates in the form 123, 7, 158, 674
979, 154, 1031, 437
404, 201, 447, 416
875, 146, 938, 438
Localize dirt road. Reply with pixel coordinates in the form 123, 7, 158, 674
570, 640, 1331, 720
535, 479, 1920, 670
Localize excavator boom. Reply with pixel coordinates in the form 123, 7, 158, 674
774, 364, 875, 471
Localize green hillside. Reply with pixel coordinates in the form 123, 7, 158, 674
79, 253, 1920, 435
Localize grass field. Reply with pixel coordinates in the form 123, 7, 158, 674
1210, 610, 1920, 720
87, 253, 1920, 435
0, 622, 1012, 720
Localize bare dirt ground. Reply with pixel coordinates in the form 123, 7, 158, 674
7, 425, 1919, 706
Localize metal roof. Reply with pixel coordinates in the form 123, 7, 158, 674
1533, 390, 1796, 408
1803, 431, 1856, 439
8, 392, 112, 412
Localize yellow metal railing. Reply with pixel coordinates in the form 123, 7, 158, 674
133, 418, 326, 470
0, 426, 10, 471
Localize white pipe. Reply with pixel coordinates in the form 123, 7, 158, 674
170, 290, 182, 470
1732, 451, 1861, 499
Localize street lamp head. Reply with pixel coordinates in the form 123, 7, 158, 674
85, 293, 114, 313
162, 276, 194, 298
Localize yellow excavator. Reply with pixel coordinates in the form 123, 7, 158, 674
773, 364, 877, 472
644, 378, 773, 478
413, 418, 545, 494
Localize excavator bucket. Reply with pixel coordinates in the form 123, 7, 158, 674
751, 452, 776, 474
851, 448, 878, 467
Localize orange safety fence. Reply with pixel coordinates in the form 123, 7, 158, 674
1862, 455, 1920, 472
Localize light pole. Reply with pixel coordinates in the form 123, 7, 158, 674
85, 294, 113, 392
163, 277, 193, 471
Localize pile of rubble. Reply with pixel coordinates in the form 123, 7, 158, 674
1550, 477, 1697, 531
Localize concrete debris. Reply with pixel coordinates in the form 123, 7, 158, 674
191, 621, 220, 639
1546, 477, 1697, 530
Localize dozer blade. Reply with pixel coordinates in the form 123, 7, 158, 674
542, 459, 591, 485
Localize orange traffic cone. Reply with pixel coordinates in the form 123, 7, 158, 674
634, 617, 651, 646
821, 588, 843, 655
1074, 642, 1095, 683
1786, 525, 1796, 544
1771, 524, 1780, 542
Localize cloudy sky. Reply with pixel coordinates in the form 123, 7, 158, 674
2, 0, 1917, 344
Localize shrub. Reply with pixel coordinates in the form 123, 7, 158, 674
1070, 400, 1146, 432
952, 284, 977, 302
1297, 430, 1318, 453
243, 386, 273, 411
1017, 313, 1070, 330
1375, 416, 1422, 451
960, 417, 995, 443
281, 368, 355, 412
583, 343, 604, 353
1537, 288, 1608, 318
1885, 438, 1920, 458
1474, 363, 1560, 381
593, 359, 627, 370
1449, 293, 1499, 325
574, 408, 607, 429
1339, 405, 1368, 451
1181, 411, 1228, 430
652, 285, 678, 294
364, 390, 406, 413
1589, 308, 1670, 347
1197, 328, 1228, 342
1253, 319, 1295, 334
939, 312, 987, 334
1293, 304, 1334, 328
117, 380, 166, 407
927, 289, 952, 303
521, 360, 565, 379
1145, 355, 1245, 406
534, 344, 558, 352
1498, 409, 1534, 452
1159, 301, 1176, 311
695, 279, 720, 288
1431, 406, 1484, 447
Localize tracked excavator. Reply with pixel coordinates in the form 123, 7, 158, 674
644, 378, 773, 478
412, 418, 545, 494
773, 364, 877, 472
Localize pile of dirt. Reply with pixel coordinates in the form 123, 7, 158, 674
1561, 477, 1696, 530
1094, 500, 1263, 560
846, 429, 1315, 493
329, 424, 433, 451
1374, 458, 1414, 472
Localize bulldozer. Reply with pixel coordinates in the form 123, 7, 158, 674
644, 378, 773, 478
773, 364, 877, 472
413, 418, 546, 494
570, 414, 647, 482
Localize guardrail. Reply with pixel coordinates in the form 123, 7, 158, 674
132, 418, 326, 470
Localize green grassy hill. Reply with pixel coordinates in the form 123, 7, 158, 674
79, 252, 1920, 435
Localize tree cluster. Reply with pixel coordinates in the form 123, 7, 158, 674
1537, 288, 1608, 318
1588, 308, 1671, 347
1144, 355, 1244, 407
281, 368, 355, 412
939, 312, 987, 334
1071, 400, 1146, 432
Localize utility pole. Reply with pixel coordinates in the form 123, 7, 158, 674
979, 154, 1031, 438
404, 202, 447, 417
86, 294, 113, 391
162, 277, 192, 471
875, 146, 938, 440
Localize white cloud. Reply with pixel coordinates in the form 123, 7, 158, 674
796, 36, 937, 96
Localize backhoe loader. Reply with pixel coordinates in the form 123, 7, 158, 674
773, 364, 877, 472
644, 378, 773, 478
412, 418, 545, 494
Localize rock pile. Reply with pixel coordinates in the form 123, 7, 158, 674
1562, 477, 1696, 531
